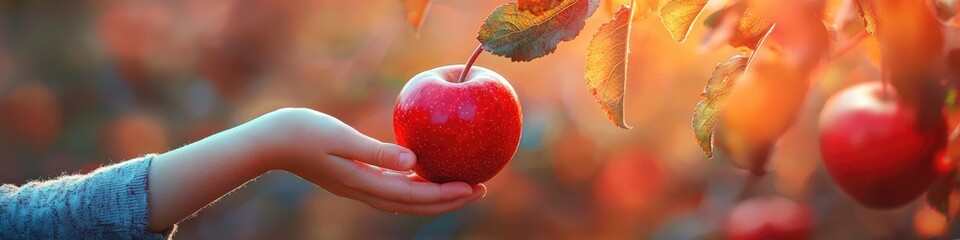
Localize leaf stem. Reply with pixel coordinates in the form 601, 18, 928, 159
458, 44, 485, 83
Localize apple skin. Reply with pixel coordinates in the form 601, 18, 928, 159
819, 81, 946, 209
393, 65, 522, 184
726, 196, 812, 240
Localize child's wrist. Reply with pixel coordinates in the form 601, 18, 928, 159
242, 108, 315, 172
230, 111, 287, 173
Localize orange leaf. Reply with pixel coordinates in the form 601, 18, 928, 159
659, 0, 709, 43
585, 5, 634, 129
400, 0, 433, 34
692, 55, 749, 158
728, 7, 773, 50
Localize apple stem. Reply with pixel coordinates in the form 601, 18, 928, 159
458, 44, 484, 83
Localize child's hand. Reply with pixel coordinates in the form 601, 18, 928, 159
146, 108, 485, 232
256, 108, 486, 214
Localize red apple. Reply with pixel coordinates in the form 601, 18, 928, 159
726, 196, 812, 240
393, 65, 522, 184
819, 81, 946, 209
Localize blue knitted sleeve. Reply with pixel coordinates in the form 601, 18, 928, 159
0, 155, 176, 239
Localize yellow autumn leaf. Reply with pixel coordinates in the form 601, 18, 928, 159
585, 5, 634, 129
659, 0, 708, 43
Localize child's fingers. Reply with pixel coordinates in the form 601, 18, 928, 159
407, 174, 429, 182
328, 155, 473, 204
363, 184, 487, 215
314, 165, 486, 214
377, 170, 475, 203
329, 129, 415, 171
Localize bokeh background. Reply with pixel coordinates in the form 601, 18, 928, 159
0, 0, 952, 239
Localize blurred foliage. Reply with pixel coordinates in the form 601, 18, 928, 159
0, 0, 949, 239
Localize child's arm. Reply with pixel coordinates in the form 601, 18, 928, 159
1, 155, 164, 239
145, 108, 485, 232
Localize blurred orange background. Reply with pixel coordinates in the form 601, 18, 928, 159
0, 0, 947, 239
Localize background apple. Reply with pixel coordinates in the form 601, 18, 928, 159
393, 64, 522, 184
818, 81, 947, 209
725, 196, 812, 240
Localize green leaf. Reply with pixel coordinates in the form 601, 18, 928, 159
585, 5, 634, 129
477, 0, 600, 62
692, 55, 748, 158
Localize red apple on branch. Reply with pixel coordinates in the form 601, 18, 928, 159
819, 81, 947, 209
393, 47, 522, 184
